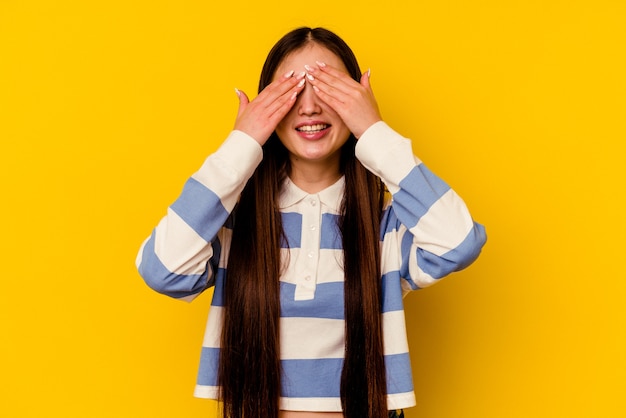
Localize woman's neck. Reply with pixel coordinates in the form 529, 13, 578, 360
288, 160, 342, 194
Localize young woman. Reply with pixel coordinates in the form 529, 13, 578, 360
136, 27, 486, 418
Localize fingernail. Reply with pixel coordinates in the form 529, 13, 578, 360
284, 70, 295, 78
306, 73, 314, 81
234, 88, 240, 97
304, 64, 315, 72
291, 91, 298, 100
316, 61, 326, 67
296, 71, 306, 80
297, 78, 305, 88
367, 68, 371, 77
313, 85, 320, 92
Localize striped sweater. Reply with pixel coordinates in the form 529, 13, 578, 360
136, 121, 487, 411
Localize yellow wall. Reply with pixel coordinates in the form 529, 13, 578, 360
2, 1, 625, 417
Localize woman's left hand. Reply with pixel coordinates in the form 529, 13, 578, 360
305, 62, 382, 139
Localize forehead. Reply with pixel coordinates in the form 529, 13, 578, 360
275, 43, 348, 75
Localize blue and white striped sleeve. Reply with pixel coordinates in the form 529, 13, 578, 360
355, 121, 487, 290
135, 130, 263, 301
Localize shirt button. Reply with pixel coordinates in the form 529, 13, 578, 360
310, 199, 317, 206
305, 275, 311, 281
308, 251, 315, 258
310, 224, 316, 231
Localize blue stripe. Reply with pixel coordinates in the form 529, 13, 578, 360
385, 352, 414, 394
399, 229, 416, 283
320, 213, 342, 249
197, 347, 220, 386
281, 212, 302, 248
280, 354, 414, 398
380, 205, 398, 240
381, 272, 404, 312
138, 231, 211, 298
170, 177, 229, 242
393, 164, 450, 229
280, 282, 344, 319
417, 223, 487, 278
209, 268, 227, 307
281, 358, 343, 398
198, 349, 414, 397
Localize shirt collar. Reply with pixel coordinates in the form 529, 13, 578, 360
279, 176, 345, 212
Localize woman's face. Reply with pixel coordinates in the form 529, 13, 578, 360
274, 43, 352, 170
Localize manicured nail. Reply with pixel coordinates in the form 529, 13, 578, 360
313, 85, 320, 92
316, 61, 326, 68
296, 71, 306, 80
297, 78, 305, 88
306, 73, 314, 81
283, 70, 295, 78
291, 91, 298, 100
234, 88, 240, 97
304, 64, 315, 72
367, 68, 371, 77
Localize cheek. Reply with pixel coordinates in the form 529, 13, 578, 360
275, 119, 288, 134
275, 107, 297, 132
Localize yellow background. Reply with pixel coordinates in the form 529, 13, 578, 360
1, 0, 625, 417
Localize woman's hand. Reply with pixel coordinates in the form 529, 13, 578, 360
234, 70, 306, 145
304, 62, 382, 139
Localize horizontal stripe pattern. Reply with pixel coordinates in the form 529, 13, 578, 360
137, 231, 214, 298
320, 213, 342, 249
137, 122, 486, 411
281, 212, 302, 248
280, 282, 345, 320
170, 177, 228, 242
393, 164, 451, 229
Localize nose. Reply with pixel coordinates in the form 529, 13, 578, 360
297, 83, 322, 116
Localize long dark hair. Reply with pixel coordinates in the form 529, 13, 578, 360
218, 27, 387, 418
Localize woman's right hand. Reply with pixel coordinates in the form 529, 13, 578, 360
233, 70, 306, 145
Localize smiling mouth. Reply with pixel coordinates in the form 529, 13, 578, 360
296, 123, 330, 134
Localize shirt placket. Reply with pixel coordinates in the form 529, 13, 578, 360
294, 194, 321, 301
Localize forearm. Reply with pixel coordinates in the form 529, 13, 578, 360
136, 130, 263, 300
356, 122, 486, 286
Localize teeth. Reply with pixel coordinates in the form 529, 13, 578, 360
297, 124, 328, 132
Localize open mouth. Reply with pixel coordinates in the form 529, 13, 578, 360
296, 123, 330, 134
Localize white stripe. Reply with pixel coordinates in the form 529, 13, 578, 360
203, 306, 411, 359
191, 130, 262, 211
279, 396, 342, 412
407, 248, 437, 288
216, 227, 232, 269
194, 384, 219, 399
195, 387, 417, 410
280, 248, 344, 285
387, 391, 417, 409
280, 316, 345, 360
316, 249, 344, 283
201, 306, 224, 348
153, 209, 213, 275
278, 392, 417, 411
382, 310, 410, 355
401, 279, 414, 295
410, 188, 475, 256
355, 121, 420, 195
